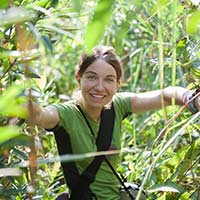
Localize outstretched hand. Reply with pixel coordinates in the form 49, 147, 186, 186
183, 89, 200, 114
195, 94, 200, 111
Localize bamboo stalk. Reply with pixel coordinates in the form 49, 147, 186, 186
15, 24, 37, 200
157, 2, 167, 122
171, 0, 178, 108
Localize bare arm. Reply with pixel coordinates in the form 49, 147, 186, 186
26, 102, 60, 129
130, 86, 190, 113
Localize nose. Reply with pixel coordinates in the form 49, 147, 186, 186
95, 79, 105, 91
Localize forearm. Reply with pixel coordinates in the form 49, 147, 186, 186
26, 101, 44, 127
131, 86, 190, 113
26, 102, 60, 129
163, 86, 200, 112
162, 86, 189, 106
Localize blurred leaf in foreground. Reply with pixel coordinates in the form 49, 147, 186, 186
186, 10, 200, 34
1, 134, 31, 151
148, 182, 184, 193
0, 167, 22, 177
71, 0, 82, 12
0, 85, 28, 118
0, 7, 35, 27
84, 0, 115, 53
0, 126, 20, 144
0, 0, 8, 9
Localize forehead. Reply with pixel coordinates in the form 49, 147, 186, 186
84, 59, 117, 76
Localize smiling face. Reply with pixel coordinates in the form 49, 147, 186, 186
77, 59, 120, 111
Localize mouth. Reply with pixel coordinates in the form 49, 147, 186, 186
90, 93, 106, 101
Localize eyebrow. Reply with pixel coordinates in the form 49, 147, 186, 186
84, 71, 117, 78
84, 71, 96, 75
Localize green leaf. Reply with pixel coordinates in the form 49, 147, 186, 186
1, 135, 31, 151
0, 85, 28, 118
41, 35, 53, 53
173, 139, 200, 180
191, 59, 200, 70
176, 37, 187, 48
21, 68, 41, 78
27, 0, 50, 8
0, 47, 39, 59
156, 193, 166, 200
0, 126, 20, 144
179, 192, 191, 200
148, 182, 184, 193
150, 0, 170, 16
49, 0, 59, 8
84, 0, 115, 52
13, 148, 29, 160
0, 167, 22, 177
165, 145, 188, 168
114, 18, 130, 54
71, 0, 82, 12
0, 0, 8, 9
0, 7, 35, 27
186, 10, 200, 34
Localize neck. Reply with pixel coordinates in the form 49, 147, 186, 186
83, 104, 102, 122
77, 97, 102, 122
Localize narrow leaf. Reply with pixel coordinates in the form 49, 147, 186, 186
174, 139, 200, 180
150, 0, 170, 16
186, 10, 200, 34
0, 0, 8, 9
0, 126, 20, 144
84, 0, 115, 52
0, 85, 28, 118
71, 0, 82, 12
148, 182, 183, 193
1, 134, 31, 150
0, 168, 22, 177
0, 7, 35, 26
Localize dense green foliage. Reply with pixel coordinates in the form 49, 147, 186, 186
0, 0, 200, 199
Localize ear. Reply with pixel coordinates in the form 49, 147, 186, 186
116, 80, 121, 90
75, 72, 80, 83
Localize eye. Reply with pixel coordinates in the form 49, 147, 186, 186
86, 75, 97, 81
105, 77, 115, 83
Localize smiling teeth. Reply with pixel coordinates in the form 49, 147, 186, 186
92, 94, 104, 99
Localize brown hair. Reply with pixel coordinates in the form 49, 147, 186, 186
77, 46, 123, 81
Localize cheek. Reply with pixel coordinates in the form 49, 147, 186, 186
80, 80, 94, 91
107, 84, 118, 94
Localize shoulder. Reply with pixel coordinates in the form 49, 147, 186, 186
112, 92, 132, 117
53, 100, 77, 112
52, 100, 80, 120
113, 92, 132, 105
52, 100, 84, 129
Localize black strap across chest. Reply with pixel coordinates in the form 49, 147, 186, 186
77, 105, 135, 200
52, 103, 115, 200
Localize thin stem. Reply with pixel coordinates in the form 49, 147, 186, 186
0, 59, 17, 81
171, 0, 177, 87
171, 0, 177, 106
157, 2, 167, 122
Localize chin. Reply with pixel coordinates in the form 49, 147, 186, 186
89, 102, 105, 109
91, 98, 113, 109
84, 94, 112, 109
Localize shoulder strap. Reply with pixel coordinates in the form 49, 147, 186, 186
49, 125, 80, 190
76, 105, 135, 200
77, 103, 115, 150
69, 103, 115, 199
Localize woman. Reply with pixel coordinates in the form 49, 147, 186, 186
27, 46, 200, 200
